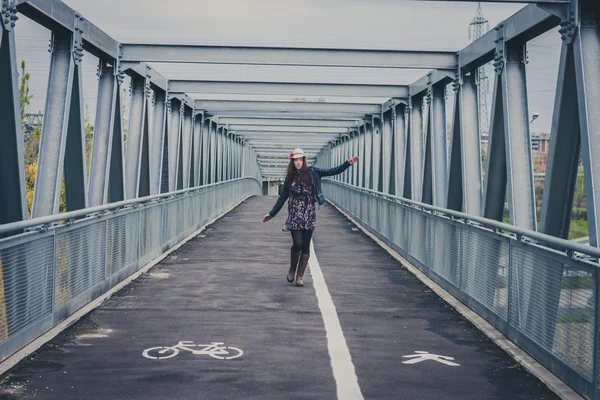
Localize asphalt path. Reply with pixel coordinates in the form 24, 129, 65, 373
0, 196, 559, 399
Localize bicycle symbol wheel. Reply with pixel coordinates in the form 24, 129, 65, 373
209, 346, 244, 360
143, 346, 179, 360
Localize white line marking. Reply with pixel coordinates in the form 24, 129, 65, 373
309, 241, 364, 400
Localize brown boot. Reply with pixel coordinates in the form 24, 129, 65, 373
296, 254, 310, 287
288, 251, 301, 282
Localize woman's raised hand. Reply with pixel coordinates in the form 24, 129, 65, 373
263, 214, 272, 223
347, 156, 359, 165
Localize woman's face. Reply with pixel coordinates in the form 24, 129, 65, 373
294, 157, 304, 170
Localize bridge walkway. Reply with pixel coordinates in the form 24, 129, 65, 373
0, 196, 557, 399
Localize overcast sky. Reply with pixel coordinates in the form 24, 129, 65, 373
14, 0, 561, 133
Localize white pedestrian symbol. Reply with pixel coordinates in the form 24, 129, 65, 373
402, 351, 460, 366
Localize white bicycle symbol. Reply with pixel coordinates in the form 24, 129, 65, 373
142, 341, 243, 360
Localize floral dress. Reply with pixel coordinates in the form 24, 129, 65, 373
283, 180, 316, 231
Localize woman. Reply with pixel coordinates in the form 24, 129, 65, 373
262, 148, 359, 287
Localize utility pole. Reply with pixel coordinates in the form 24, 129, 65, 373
469, 2, 490, 135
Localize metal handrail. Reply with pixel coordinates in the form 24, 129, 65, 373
0, 177, 261, 236
324, 179, 600, 260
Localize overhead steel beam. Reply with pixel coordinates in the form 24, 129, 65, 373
250, 142, 332, 147
227, 126, 346, 134
206, 111, 370, 119
122, 62, 168, 92
410, 69, 455, 97
121, 43, 457, 69
169, 80, 408, 98
459, 5, 561, 69
415, 0, 568, 3
16, 0, 120, 60
194, 100, 381, 114
214, 116, 359, 128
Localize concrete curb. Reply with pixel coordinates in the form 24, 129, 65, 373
0, 195, 254, 377
326, 199, 585, 400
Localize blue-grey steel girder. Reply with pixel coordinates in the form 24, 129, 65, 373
393, 104, 407, 197
120, 43, 457, 70
500, 35, 537, 230
224, 129, 230, 181
15, 0, 120, 60
124, 74, 150, 199
0, 14, 27, 224
422, 101, 433, 206
458, 70, 483, 216
209, 121, 217, 184
459, 5, 561, 70
381, 111, 393, 194
88, 61, 117, 206
224, 131, 230, 181
482, 75, 508, 222
539, 43, 579, 240
192, 114, 203, 187
409, 96, 424, 202
446, 92, 463, 211
108, 86, 125, 202
352, 130, 360, 186
32, 31, 88, 217
364, 122, 373, 190
63, 59, 88, 212
150, 89, 168, 195
167, 98, 182, 192
429, 83, 448, 207
194, 100, 381, 115
226, 125, 347, 134
417, 0, 568, 3
372, 116, 383, 192
201, 119, 210, 185
358, 126, 365, 188
169, 80, 409, 98
175, 106, 185, 190
216, 127, 223, 183
215, 117, 359, 128
573, 0, 600, 247
181, 105, 193, 189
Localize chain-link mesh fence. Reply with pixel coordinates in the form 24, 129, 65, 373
324, 180, 599, 399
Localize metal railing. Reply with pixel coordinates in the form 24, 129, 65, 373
0, 178, 261, 363
324, 179, 600, 400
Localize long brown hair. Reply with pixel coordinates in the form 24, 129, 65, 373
285, 157, 312, 187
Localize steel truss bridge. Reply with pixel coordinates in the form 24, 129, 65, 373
0, 0, 599, 398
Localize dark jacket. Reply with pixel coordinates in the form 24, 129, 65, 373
268, 161, 352, 218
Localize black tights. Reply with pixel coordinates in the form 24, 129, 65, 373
290, 230, 313, 255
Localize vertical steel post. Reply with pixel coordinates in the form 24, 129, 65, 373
167, 98, 182, 191
150, 88, 167, 195
502, 41, 536, 230
409, 96, 424, 201
459, 70, 483, 216
124, 74, 150, 199
180, 105, 193, 189
371, 116, 382, 192
364, 122, 373, 190
394, 104, 407, 198
431, 84, 448, 207
382, 111, 393, 194
0, 12, 27, 223
446, 86, 463, 211
574, 0, 600, 247
33, 32, 76, 217
89, 61, 117, 206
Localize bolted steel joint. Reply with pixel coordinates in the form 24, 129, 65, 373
1, 2, 17, 31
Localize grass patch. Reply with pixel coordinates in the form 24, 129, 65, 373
557, 309, 594, 324
562, 276, 593, 289
569, 219, 588, 240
